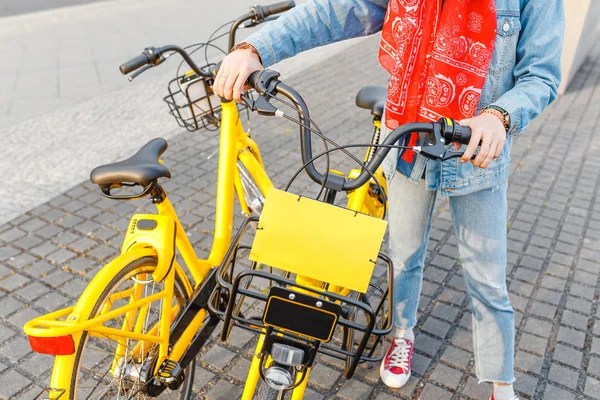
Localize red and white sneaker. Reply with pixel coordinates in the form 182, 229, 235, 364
380, 337, 414, 388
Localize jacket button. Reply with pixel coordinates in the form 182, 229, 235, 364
502, 22, 510, 32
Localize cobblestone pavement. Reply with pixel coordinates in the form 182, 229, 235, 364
1, 33, 600, 399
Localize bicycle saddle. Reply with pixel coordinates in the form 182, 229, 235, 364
90, 138, 171, 188
355, 85, 387, 118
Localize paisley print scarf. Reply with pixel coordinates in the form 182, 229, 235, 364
379, 0, 496, 163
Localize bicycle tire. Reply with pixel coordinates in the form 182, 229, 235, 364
254, 380, 290, 400
64, 256, 193, 400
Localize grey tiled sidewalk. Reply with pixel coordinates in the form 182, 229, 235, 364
1, 34, 600, 400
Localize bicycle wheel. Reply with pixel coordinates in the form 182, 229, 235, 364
66, 256, 193, 400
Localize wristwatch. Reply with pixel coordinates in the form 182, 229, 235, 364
480, 105, 511, 132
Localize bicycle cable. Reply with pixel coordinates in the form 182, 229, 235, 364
266, 91, 400, 207
266, 93, 331, 201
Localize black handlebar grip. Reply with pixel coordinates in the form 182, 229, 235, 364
119, 53, 150, 75
456, 125, 472, 145
246, 70, 261, 90
262, 0, 296, 18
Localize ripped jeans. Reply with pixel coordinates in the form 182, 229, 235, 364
387, 172, 515, 383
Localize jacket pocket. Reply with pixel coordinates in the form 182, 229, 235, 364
489, 12, 522, 75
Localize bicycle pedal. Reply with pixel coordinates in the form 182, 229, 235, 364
157, 359, 183, 384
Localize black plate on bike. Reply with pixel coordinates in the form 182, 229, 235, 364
263, 287, 341, 342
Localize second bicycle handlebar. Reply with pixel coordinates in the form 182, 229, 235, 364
247, 70, 473, 192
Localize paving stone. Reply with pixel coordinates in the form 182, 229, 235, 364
309, 363, 342, 390
430, 363, 463, 388
415, 334, 442, 357
519, 333, 549, 356
336, 378, 374, 399
0, 245, 21, 261
515, 350, 543, 375
566, 296, 593, 314
0, 369, 32, 399
228, 357, 252, 383
204, 379, 243, 400
462, 376, 491, 399
585, 376, 600, 399
419, 383, 453, 399
548, 363, 579, 390
557, 326, 586, 348
524, 318, 553, 337
0, 273, 29, 292
0, 336, 32, 362
553, 343, 583, 368
529, 301, 557, 320
534, 288, 562, 305
543, 383, 576, 400
422, 317, 451, 339
14, 281, 49, 302
431, 302, 459, 322
192, 365, 215, 391
202, 345, 237, 370
441, 345, 471, 369
514, 371, 538, 398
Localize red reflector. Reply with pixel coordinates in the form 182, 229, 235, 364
28, 335, 75, 355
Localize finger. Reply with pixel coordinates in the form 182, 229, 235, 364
480, 141, 498, 168
473, 136, 491, 167
223, 72, 239, 101
215, 69, 229, 98
233, 71, 248, 103
495, 139, 505, 158
461, 128, 482, 163
453, 142, 461, 151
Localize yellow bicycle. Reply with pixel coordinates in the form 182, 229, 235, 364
206, 69, 473, 399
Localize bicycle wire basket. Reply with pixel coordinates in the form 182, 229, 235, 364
208, 189, 394, 379
163, 64, 248, 132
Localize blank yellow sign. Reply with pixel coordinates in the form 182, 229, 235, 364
249, 189, 388, 293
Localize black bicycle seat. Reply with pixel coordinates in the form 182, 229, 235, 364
355, 85, 387, 118
90, 138, 171, 187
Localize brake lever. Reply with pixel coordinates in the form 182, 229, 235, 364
241, 92, 278, 116
416, 123, 471, 161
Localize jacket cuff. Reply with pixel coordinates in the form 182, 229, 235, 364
244, 33, 275, 68
492, 97, 522, 137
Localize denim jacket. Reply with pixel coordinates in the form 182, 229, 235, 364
245, 0, 564, 196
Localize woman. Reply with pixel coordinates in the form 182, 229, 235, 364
214, 1, 564, 399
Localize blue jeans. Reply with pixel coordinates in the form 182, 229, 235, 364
387, 172, 515, 383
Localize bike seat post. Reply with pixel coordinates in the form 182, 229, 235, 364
150, 185, 167, 204
366, 116, 382, 164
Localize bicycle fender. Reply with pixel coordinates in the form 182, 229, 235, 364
121, 214, 177, 282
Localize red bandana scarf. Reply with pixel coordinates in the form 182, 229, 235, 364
379, 0, 496, 163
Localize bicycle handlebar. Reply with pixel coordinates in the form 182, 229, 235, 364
119, 53, 151, 75
261, 0, 296, 17
246, 70, 473, 192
